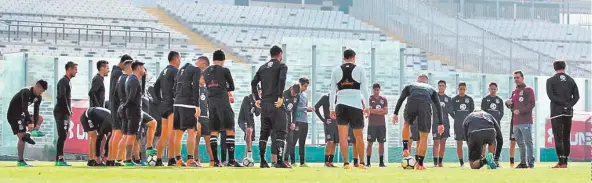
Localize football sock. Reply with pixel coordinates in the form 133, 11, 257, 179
353, 158, 358, 165
434, 157, 438, 165
510, 157, 515, 164
416, 155, 425, 166
227, 135, 235, 162
439, 157, 443, 164
402, 140, 409, 151
379, 156, 384, 164
459, 158, 464, 166
210, 136, 219, 162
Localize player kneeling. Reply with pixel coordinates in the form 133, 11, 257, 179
464, 111, 502, 169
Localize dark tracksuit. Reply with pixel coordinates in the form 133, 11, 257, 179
116, 74, 129, 132
123, 74, 143, 135
198, 86, 210, 136
451, 95, 475, 141
203, 64, 235, 163
393, 82, 444, 134
154, 65, 178, 118
172, 63, 201, 131
238, 94, 260, 141
283, 89, 299, 163
109, 66, 123, 130
463, 111, 502, 164
54, 75, 72, 160
7, 87, 42, 135
481, 95, 504, 159
546, 73, 579, 164
89, 74, 106, 108
433, 94, 453, 140
251, 59, 288, 162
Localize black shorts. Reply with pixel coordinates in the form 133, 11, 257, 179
468, 129, 496, 161
208, 99, 235, 131
124, 108, 142, 135
432, 123, 450, 140
348, 127, 356, 144
160, 102, 174, 118
260, 102, 288, 139
403, 102, 432, 133
324, 120, 338, 143
509, 123, 515, 141
7, 116, 27, 135
81, 117, 102, 133
454, 121, 465, 141
198, 117, 211, 136
335, 104, 364, 129
367, 125, 386, 143
410, 123, 420, 141
142, 112, 155, 124
111, 109, 122, 131
117, 106, 128, 132
173, 107, 198, 131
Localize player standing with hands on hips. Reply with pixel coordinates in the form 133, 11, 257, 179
546, 60, 579, 168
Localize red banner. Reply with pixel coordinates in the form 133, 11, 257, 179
64, 103, 89, 154
544, 112, 592, 161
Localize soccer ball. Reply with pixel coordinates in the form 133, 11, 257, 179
147, 155, 158, 166
242, 157, 255, 167
401, 156, 416, 169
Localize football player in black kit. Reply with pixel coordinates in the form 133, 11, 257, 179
194, 56, 214, 167
107, 55, 132, 166
6, 80, 47, 166
282, 84, 301, 167
154, 51, 180, 166
80, 107, 112, 166
54, 61, 77, 166
463, 111, 502, 169
452, 81, 474, 167
432, 80, 453, 167
238, 85, 262, 162
114, 60, 133, 165
171, 56, 202, 167
121, 61, 146, 166
251, 46, 290, 168
203, 50, 243, 167
481, 82, 504, 166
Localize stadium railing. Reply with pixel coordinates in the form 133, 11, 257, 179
0, 42, 589, 162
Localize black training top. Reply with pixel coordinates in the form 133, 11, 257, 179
109, 66, 122, 111
124, 74, 143, 117
173, 63, 202, 107
85, 107, 112, 125
462, 111, 502, 140
203, 65, 234, 100
238, 94, 260, 123
314, 94, 330, 123
7, 87, 42, 125
54, 75, 72, 120
283, 89, 299, 124
147, 86, 162, 123
115, 74, 129, 108
199, 86, 208, 117
89, 74, 105, 108
481, 95, 504, 124
251, 59, 287, 102
452, 95, 475, 126
393, 82, 443, 125
434, 94, 453, 125
154, 65, 178, 106
546, 73, 580, 117
337, 63, 361, 90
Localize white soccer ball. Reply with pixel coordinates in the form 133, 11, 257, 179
147, 155, 158, 166
242, 157, 255, 167
401, 156, 416, 169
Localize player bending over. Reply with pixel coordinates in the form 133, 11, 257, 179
6, 80, 47, 166
463, 111, 502, 169
239, 85, 262, 163
80, 107, 112, 166
393, 74, 444, 170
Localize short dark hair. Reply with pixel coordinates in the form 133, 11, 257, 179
65, 61, 77, 71
437, 80, 446, 86
123, 60, 133, 67
489, 82, 498, 88
299, 77, 310, 85
372, 83, 381, 89
514, 70, 524, 78
131, 61, 145, 71
553, 60, 566, 71
36, 79, 48, 90
343, 49, 356, 59
213, 50, 225, 61
198, 56, 210, 66
291, 84, 301, 94
458, 81, 467, 87
120, 54, 133, 63
168, 51, 179, 62
270, 45, 283, 58
96, 60, 108, 71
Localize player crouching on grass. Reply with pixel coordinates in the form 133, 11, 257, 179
6, 80, 48, 166
393, 74, 444, 170
463, 111, 501, 169
80, 107, 112, 166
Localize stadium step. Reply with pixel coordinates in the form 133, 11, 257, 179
142, 7, 246, 63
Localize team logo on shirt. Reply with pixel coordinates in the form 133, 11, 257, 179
460, 104, 467, 111
519, 97, 524, 102
200, 94, 206, 100
464, 98, 469, 103
496, 99, 500, 104
380, 99, 384, 105
440, 102, 445, 107
287, 103, 293, 110
88, 120, 94, 128
519, 91, 524, 95
376, 105, 382, 109
444, 98, 448, 102
490, 103, 497, 110
267, 62, 274, 68
560, 75, 566, 82
18, 120, 24, 130
33, 98, 38, 103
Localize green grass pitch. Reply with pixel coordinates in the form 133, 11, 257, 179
0, 162, 588, 183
